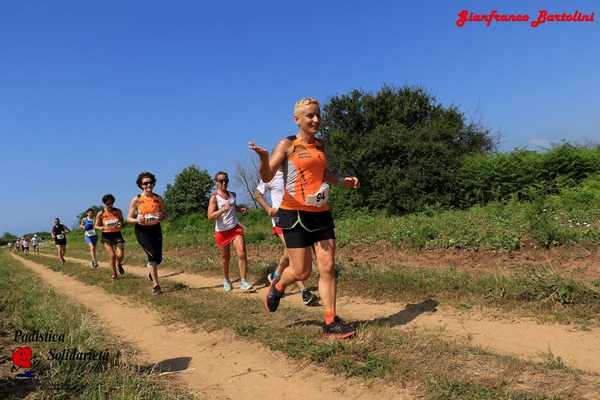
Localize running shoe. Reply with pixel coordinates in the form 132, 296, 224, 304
90, 261, 95, 269
239, 279, 254, 291
263, 278, 283, 312
301, 289, 318, 306
152, 286, 162, 296
94, 261, 99, 269
223, 279, 232, 292
323, 317, 357, 339
111, 273, 118, 280
60, 258, 65, 265
267, 271, 279, 284
117, 264, 125, 275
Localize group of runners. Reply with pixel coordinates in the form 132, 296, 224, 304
8, 235, 40, 255
50, 172, 167, 295
41, 97, 359, 339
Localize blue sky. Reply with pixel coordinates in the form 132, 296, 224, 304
1, 0, 598, 235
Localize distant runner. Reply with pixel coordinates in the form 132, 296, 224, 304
256, 169, 318, 306
207, 171, 254, 292
31, 234, 39, 255
80, 208, 99, 268
22, 237, 30, 255
51, 218, 70, 264
127, 172, 166, 296
250, 97, 360, 339
96, 194, 126, 280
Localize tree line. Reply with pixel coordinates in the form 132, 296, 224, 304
70, 85, 600, 224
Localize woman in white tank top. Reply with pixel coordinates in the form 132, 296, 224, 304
207, 171, 254, 292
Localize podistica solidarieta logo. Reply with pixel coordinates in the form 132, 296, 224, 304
10, 329, 119, 380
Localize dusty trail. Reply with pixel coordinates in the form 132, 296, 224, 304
41, 252, 600, 375
11, 253, 410, 400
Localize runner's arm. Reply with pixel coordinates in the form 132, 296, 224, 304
249, 138, 290, 182
326, 169, 360, 189
95, 212, 104, 231
207, 194, 224, 220
117, 208, 126, 226
127, 196, 139, 224
254, 190, 272, 213
157, 195, 167, 221
80, 219, 85, 229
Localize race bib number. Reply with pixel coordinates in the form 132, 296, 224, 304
85, 229, 97, 237
306, 183, 329, 207
144, 213, 160, 223
105, 218, 119, 228
56, 234, 65, 240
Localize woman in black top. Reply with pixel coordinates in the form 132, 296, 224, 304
51, 217, 70, 264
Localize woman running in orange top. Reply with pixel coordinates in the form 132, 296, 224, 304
249, 97, 360, 339
127, 171, 166, 296
95, 194, 126, 280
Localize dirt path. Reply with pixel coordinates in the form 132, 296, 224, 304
11, 253, 411, 400
40, 253, 600, 376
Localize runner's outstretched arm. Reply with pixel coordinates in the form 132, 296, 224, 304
249, 139, 290, 182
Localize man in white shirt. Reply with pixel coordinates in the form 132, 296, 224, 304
255, 170, 318, 306
31, 234, 39, 254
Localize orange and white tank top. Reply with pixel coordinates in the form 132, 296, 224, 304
280, 136, 329, 212
136, 193, 162, 224
101, 208, 122, 233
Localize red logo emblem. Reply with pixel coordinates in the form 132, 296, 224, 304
12, 346, 33, 368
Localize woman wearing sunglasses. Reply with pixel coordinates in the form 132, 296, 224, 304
207, 171, 253, 292
128, 171, 166, 296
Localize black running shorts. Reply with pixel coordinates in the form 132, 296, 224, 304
135, 223, 163, 265
101, 231, 125, 246
276, 209, 336, 248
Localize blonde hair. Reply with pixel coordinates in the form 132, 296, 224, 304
294, 97, 320, 116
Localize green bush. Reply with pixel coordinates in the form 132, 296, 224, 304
456, 144, 600, 208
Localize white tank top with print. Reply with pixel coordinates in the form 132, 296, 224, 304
215, 192, 239, 232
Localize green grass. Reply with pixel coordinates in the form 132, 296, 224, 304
339, 263, 600, 325
56, 173, 600, 254
0, 251, 198, 400
19, 252, 593, 399
40, 242, 600, 326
